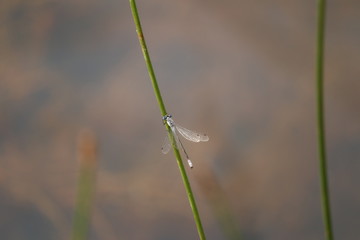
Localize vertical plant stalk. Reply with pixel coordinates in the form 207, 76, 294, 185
72, 130, 98, 240
316, 1, 334, 240
129, 1, 206, 239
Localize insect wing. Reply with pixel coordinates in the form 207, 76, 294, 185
175, 124, 209, 142
161, 135, 171, 154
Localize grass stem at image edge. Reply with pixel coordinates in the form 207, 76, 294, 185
72, 131, 98, 240
129, 1, 206, 239
316, 0, 334, 239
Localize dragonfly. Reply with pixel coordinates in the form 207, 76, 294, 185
161, 114, 209, 168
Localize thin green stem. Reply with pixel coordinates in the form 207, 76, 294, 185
72, 132, 98, 240
316, 0, 334, 239
72, 166, 96, 240
172, 144, 206, 240
129, 1, 206, 239
129, 0, 167, 116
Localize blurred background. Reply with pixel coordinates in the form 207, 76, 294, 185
1, 0, 360, 239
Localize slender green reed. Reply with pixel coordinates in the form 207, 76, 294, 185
316, 0, 334, 239
129, 1, 206, 239
72, 131, 98, 240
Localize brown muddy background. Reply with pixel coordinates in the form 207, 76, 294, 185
1, 0, 359, 239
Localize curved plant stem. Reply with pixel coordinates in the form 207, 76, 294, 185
129, 1, 206, 239
316, 0, 334, 239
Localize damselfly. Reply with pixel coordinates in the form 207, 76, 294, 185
161, 114, 209, 168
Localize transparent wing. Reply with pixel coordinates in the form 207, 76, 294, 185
161, 135, 171, 154
175, 124, 209, 142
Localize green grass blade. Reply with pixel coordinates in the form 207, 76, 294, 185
129, 1, 206, 239
316, 0, 334, 239
129, 0, 167, 116
72, 131, 98, 240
